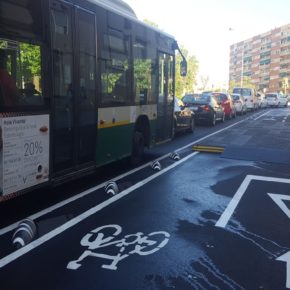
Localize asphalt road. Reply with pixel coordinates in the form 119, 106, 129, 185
1, 107, 290, 290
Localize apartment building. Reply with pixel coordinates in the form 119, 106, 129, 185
229, 23, 290, 94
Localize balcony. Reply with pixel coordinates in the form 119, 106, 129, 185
260, 59, 271, 66
280, 58, 290, 64
280, 50, 290, 55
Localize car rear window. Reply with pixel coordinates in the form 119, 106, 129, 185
183, 94, 204, 103
232, 95, 240, 101
233, 88, 252, 96
193, 95, 210, 103
213, 93, 227, 101
266, 94, 277, 98
182, 95, 194, 103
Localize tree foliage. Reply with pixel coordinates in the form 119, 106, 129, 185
200, 75, 209, 91
142, 19, 198, 98
19, 43, 41, 81
175, 47, 198, 98
228, 77, 254, 92
143, 19, 159, 28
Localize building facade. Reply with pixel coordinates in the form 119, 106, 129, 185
229, 23, 290, 94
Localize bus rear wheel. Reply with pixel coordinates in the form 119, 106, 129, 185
130, 131, 145, 166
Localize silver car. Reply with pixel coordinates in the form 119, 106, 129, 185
232, 93, 247, 115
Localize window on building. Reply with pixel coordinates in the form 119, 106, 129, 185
260, 59, 271, 66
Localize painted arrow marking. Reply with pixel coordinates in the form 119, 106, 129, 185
215, 175, 290, 228
267, 193, 290, 219
277, 251, 290, 289
215, 176, 290, 289
268, 194, 290, 289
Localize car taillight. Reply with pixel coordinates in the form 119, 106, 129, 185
202, 105, 210, 112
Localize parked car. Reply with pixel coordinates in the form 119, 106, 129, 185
278, 94, 288, 107
212, 92, 236, 119
173, 97, 195, 137
257, 92, 267, 108
232, 87, 258, 111
265, 93, 281, 107
201, 91, 213, 97
232, 93, 247, 115
184, 94, 225, 126
181, 93, 200, 107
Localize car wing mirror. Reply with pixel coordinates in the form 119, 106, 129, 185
180, 60, 187, 77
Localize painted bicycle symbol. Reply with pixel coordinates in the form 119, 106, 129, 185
67, 224, 170, 271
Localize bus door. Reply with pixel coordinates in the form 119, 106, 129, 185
156, 53, 174, 142
50, 2, 97, 175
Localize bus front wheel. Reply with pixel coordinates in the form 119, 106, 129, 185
130, 131, 145, 166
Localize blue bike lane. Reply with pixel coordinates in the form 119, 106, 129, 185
1, 152, 290, 290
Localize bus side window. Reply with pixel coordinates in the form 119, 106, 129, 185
0, 49, 18, 106
100, 28, 131, 106
21, 82, 42, 105
0, 41, 43, 111
132, 26, 157, 105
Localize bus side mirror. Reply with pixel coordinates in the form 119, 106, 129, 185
180, 60, 187, 77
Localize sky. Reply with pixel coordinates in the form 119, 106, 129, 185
124, 0, 290, 89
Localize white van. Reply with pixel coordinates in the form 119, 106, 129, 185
232, 87, 258, 111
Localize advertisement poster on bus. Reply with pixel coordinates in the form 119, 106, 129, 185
0, 114, 49, 197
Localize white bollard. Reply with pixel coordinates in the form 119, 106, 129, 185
12, 219, 37, 249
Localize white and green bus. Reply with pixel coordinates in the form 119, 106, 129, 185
0, 0, 186, 201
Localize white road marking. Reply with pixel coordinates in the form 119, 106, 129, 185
0, 152, 199, 268
268, 193, 290, 219
0, 118, 246, 236
215, 175, 290, 228
253, 110, 271, 121
67, 224, 170, 271
0, 159, 171, 236
174, 118, 246, 153
215, 175, 252, 228
277, 251, 290, 289
216, 176, 290, 289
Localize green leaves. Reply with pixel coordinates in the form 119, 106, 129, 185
19, 43, 41, 78
175, 47, 198, 97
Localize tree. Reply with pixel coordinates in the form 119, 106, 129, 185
19, 43, 41, 83
142, 19, 199, 98
200, 75, 209, 91
175, 47, 198, 97
228, 77, 254, 92
143, 19, 159, 28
